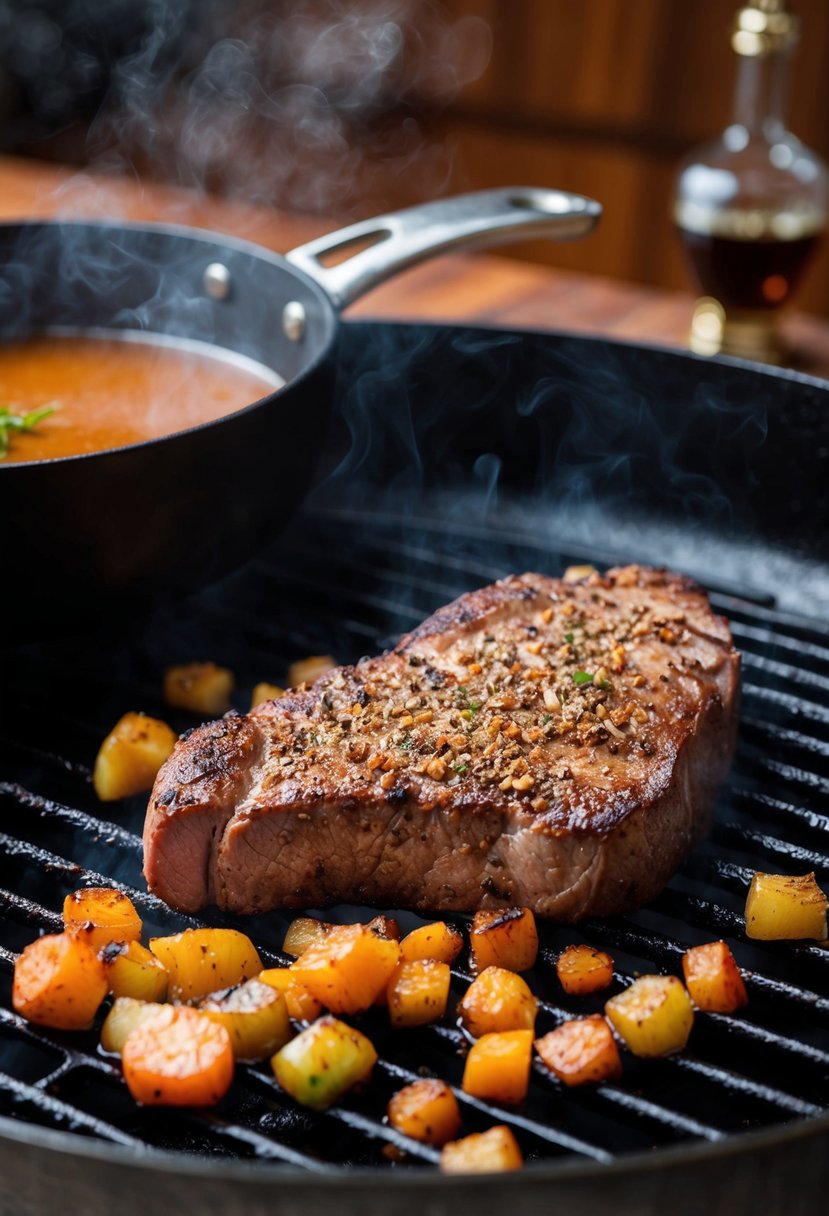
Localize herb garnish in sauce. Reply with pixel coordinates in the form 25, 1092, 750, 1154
0, 402, 57, 459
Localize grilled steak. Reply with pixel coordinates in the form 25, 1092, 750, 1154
144, 566, 740, 920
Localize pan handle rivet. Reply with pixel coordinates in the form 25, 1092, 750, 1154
203, 262, 232, 300
282, 300, 306, 341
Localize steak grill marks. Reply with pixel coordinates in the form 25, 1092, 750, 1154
0, 506, 827, 1170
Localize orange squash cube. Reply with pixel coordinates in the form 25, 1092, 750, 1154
387, 960, 450, 1028
470, 908, 538, 974
93, 712, 177, 801
290, 924, 400, 1014
387, 1079, 461, 1146
400, 921, 463, 964
462, 1029, 534, 1105
745, 872, 828, 941
457, 966, 537, 1037
283, 917, 332, 958
103, 940, 168, 1003
122, 1005, 234, 1106
536, 1015, 622, 1086
556, 945, 614, 995
440, 1125, 524, 1174
682, 941, 748, 1013
605, 976, 694, 1058
149, 928, 262, 1002
366, 914, 401, 941
63, 887, 143, 953
13, 932, 108, 1030
259, 968, 323, 1021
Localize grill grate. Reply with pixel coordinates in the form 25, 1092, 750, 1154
1, 501, 828, 1173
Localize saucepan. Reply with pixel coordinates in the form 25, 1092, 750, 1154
0, 188, 600, 634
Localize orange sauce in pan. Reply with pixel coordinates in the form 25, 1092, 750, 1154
0, 334, 280, 463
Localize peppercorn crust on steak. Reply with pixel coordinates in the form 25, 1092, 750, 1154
143, 566, 740, 920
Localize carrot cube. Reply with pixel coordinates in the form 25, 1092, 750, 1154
605, 975, 694, 1057
13, 932, 108, 1030
63, 887, 143, 953
536, 1015, 622, 1086
400, 921, 463, 964
290, 924, 400, 1014
387, 1079, 461, 1146
458, 966, 537, 1037
556, 945, 614, 995
387, 960, 450, 1028
440, 1125, 524, 1174
682, 941, 748, 1013
470, 907, 538, 973
462, 1029, 534, 1105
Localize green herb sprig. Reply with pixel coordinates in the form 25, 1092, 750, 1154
0, 402, 58, 458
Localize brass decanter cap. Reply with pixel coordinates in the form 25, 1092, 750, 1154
733, 0, 800, 57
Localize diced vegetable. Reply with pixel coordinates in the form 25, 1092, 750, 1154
470, 907, 538, 974
103, 940, 168, 1003
440, 1125, 524, 1174
457, 966, 537, 1037
149, 928, 262, 1002
387, 960, 450, 1028
605, 976, 694, 1058
287, 655, 336, 688
461, 1029, 533, 1105
290, 924, 400, 1014
400, 921, 463, 964
745, 872, 828, 941
122, 1005, 234, 1106
100, 997, 167, 1053
366, 914, 401, 941
199, 979, 292, 1060
251, 682, 285, 708
556, 945, 614, 995
682, 941, 748, 1013
93, 712, 176, 801
387, 1079, 461, 1146
271, 1015, 377, 1109
283, 917, 332, 958
563, 564, 598, 583
535, 1015, 622, 1086
63, 887, 143, 953
13, 932, 108, 1030
163, 662, 234, 715
258, 968, 323, 1021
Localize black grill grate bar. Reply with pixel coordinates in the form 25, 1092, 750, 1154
0, 1071, 147, 1148
739, 721, 829, 770
184, 1110, 332, 1170
0, 785, 143, 850
572, 1082, 724, 1143
668, 1057, 825, 1119
733, 755, 829, 802
741, 686, 829, 736
727, 788, 829, 835
709, 822, 829, 871
728, 622, 829, 668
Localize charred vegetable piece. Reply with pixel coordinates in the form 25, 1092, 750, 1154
251, 682, 285, 708
258, 968, 323, 1021
199, 979, 292, 1060
63, 887, 143, 953
366, 914, 401, 941
745, 872, 828, 941
93, 712, 176, 801
283, 917, 332, 958
535, 1015, 622, 1086
387, 1079, 461, 1146
682, 942, 748, 1013
271, 1015, 377, 1110
287, 655, 336, 688
122, 1005, 234, 1106
470, 907, 538, 974
555, 945, 614, 995
457, 966, 537, 1037
163, 662, 234, 715
400, 921, 463, 964
290, 925, 400, 1014
605, 976, 694, 1057
149, 929, 262, 1002
440, 1125, 524, 1174
100, 997, 167, 1053
387, 960, 450, 1029
462, 1029, 534, 1105
13, 932, 108, 1030
103, 940, 168, 1003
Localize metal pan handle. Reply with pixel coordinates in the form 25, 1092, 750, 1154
285, 187, 601, 310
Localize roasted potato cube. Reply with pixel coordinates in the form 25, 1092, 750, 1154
63, 887, 143, 953
745, 872, 828, 941
462, 1029, 534, 1105
251, 682, 285, 708
556, 945, 614, 995
13, 932, 108, 1030
458, 966, 537, 1037
366, 914, 401, 941
122, 1005, 234, 1106
149, 928, 262, 1002
100, 996, 167, 1053
440, 1125, 524, 1174
163, 662, 234, 715
470, 907, 538, 973
259, 968, 323, 1021
536, 1015, 622, 1086
283, 917, 332, 958
605, 975, 694, 1057
103, 940, 168, 1002
387, 960, 450, 1028
290, 924, 400, 1014
563, 564, 598, 583
400, 921, 463, 964
387, 1079, 461, 1146
199, 979, 291, 1060
271, 1015, 377, 1109
93, 712, 176, 801
682, 941, 748, 1013
287, 655, 336, 688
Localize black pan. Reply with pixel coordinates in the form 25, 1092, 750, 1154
0, 188, 599, 635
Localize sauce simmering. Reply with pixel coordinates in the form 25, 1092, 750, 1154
0, 333, 281, 463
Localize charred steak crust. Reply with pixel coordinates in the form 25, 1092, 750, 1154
144, 566, 740, 921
